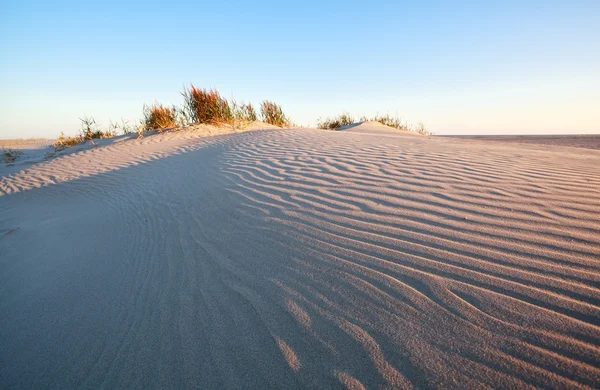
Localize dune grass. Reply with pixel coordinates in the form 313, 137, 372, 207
370, 114, 410, 131
318, 112, 432, 135
143, 104, 177, 131
179, 87, 289, 128
53, 132, 83, 151
53, 117, 118, 151
110, 119, 136, 135
55, 86, 273, 149
80, 117, 117, 140
369, 114, 432, 135
413, 122, 431, 136
182, 86, 234, 125
232, 101, 258, 123
260, 101, 288, 127
52, 85, 431, 149
317, 113, 355, 130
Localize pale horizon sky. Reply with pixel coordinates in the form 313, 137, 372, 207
1, 0, 599, 139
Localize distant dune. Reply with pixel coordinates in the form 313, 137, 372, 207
1, 124, 599, 388
337, 121, 424, 135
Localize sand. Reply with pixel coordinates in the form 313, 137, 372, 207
445, 134, 600, 151
1, 122, 599, 388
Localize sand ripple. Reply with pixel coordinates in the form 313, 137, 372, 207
1, 128, 599, 388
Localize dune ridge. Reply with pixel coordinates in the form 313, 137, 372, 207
1, 126, 599, 388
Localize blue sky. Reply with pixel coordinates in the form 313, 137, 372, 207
1, 0, 599, 138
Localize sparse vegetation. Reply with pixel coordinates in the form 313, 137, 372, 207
52, 117, 118, 151
233, 101, 258, 123
182, 85, 233, 125
413, 121, 432, 136
143, 103, 177, 131
110, 119, 135, 135
53, 132, 82, 151
370, 114, 432, 134
317, 113, 355, 130
80, 117, 98, 140
79, 117, 116, 140
260, 101, 288, 127
371, 114, 410, 131
46, 85, 431, 150
318, 112, 432, 135
2, 149, 23, 165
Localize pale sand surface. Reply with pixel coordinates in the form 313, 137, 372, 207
446, 134, 600, 151
1, 122, 599, 388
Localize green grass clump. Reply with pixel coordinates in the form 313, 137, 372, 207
260, 101, 288, 127
317, 113, 355, 130
182, 85, 233, 125
143, 104, 177, 131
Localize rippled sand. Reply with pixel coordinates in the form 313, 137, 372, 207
2, 123, 599, 388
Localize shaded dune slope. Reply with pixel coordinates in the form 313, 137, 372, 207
1, 128, 599, 388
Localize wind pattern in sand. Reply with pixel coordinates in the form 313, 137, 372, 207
1, 126, 599, 388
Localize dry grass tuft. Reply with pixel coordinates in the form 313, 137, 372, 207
143, 104, 177, 131
182, 85, 233, 125
53, 132, 83, 151
233, 101, 258, 123
110, 119, 135, 135
370, 114, 432, 134
54, 85, 435, 147
230, 101, 258, 129
52, 117, 119, 151
413, 121, 432, 136
80, 117, 117, 140
79, 117, 116, 140
260, 101, 288, 127
370, 114, 409, 131
317, 113, 355, 130
319, 112, 433, 135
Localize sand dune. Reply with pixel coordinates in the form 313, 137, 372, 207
1, 124, 599, 388
338, 121, 423, 136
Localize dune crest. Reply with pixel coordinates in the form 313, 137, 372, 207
337, 121, 423, 135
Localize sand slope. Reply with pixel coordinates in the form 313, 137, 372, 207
1, 125, 599, 388
449, 134, 600, 150
338, 121, 423, 137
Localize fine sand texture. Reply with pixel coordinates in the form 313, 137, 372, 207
445, 134, 600, 151
1, 122, 599, 388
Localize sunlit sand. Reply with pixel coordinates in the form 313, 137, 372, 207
2, 122, 599, 388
